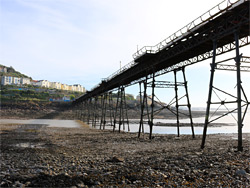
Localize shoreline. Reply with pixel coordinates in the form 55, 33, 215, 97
1, 122, 249, 187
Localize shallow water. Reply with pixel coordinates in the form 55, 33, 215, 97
0, 119, 81, 128
1, 112, 249, 135
102, 112, 250, 135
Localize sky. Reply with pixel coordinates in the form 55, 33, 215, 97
0, 0, 249, 107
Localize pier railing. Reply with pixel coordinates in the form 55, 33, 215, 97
132, 0, 242, 59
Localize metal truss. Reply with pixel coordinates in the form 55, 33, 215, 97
215, 56, 250, 72
138, 68, 194, 139
75, 1, 249, 102
113, 87, 130, 132
201, 33, 250, 151
126, 36, 250, 88
147, 81, 185, 88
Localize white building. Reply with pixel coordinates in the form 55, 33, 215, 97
1, 76, 13, 85
13, 77, 21, 85
21, 77, 31, 85
73, 84, 85, 92
32, 80, 50, 88
61, 84, 69, 91
49, 82, 61, 90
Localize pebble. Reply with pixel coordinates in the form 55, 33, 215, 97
235, 169, 247, 176
1, 123, 250, 187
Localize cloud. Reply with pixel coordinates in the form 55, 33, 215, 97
1, 0, 249, 97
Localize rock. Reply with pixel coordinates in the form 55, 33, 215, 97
235, 169, 246, 176
106, 156, 124, 163
24, 181, 31, 186
184, 175, 195, 182
94, 181, 101, 185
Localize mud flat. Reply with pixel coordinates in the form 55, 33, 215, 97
0, 123, 249, 187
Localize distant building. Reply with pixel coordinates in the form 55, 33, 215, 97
32, 80, 50, 88
68, 85, 73, 91
13, 77, 21, 85
1, 76, 13, 85
73, 84, 85, 93
61, 84, 69, 91
49, 82, 61, 90
0, 66, 7, 73
21, 77, 31, 85
1, 75, 86, 93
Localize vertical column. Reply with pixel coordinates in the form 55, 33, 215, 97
235, 31, 243, 151
108, 92, 114, 127
75, 103, 79, 120
201, 40, 217, 149
92, 97, 98, 127
87, 98, 91, 124
119, 87, 124, 132
80, 102, 84, 121
100, 95, 104, 129
113, 88, 120, 132
149, 72, 155, 139
182, 67, 195, 138
103, 93, 108, 130
138, 82, 143, 137
174, 70, 180, 137
138, 78, 147, 138
123, 88, 130, 132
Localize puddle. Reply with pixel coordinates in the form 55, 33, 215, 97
15, 142, 45, 148
1, 119, 82, 128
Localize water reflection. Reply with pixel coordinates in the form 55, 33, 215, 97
0, 119, 81, 128
1, 112, 249, 135
102, 112, 250, 135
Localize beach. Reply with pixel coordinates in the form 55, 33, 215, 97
1, 122, 249, 187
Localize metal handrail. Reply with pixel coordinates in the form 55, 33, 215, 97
91, 60, 137, 91
133, 0, 242, 59
104, 60, 137, 82
92, 0, 244, 91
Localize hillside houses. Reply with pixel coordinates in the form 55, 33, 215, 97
1, 76, 85, 93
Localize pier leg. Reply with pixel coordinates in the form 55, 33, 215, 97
174, 70, 180, 137
109, 92, 114, 128
100, 95, 104, 129
87, 98, 91, 124
103, 93, 108, 130
201, 40, 217, 149
138, 82, 143, 137
235, 31, 243, 151
149, 72, 155, 139
182, 67, 195, 138
122, 88, 130, 132
119, 87, 124, 133
113, 88, 120, 132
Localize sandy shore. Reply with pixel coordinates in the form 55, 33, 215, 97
0, 122, 249, 187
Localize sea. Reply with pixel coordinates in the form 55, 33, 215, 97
1, 112, 249, 135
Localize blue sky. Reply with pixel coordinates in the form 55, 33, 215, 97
1, 0, 249, 107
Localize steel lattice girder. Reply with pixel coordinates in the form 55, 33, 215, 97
74, 1, 249, 104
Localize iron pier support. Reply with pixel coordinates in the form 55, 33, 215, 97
174, 70, 180, 137
149, 72, 155, 139
201, 40, 217, 149
113, 87, 129, 132
201, 33, 249, 151
235, 31, 243, 151
182, 67, 195, 138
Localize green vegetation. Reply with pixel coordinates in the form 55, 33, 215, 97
0, 85, 83, 102
0, 65, 32, 79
